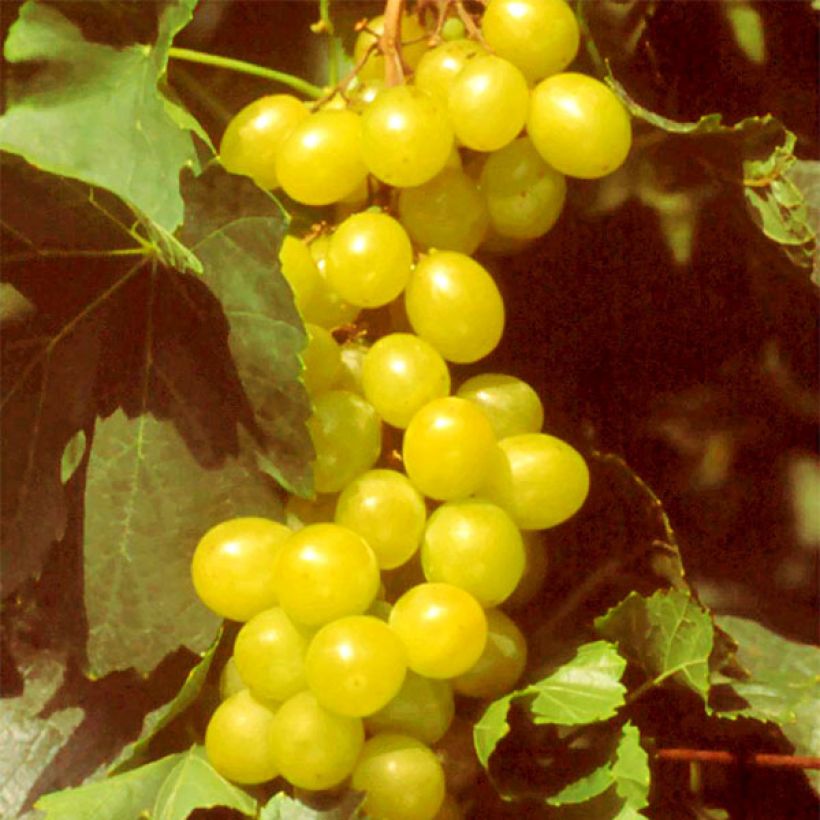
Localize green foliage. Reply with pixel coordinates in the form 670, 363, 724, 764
473, 640, 628, 767
107, 631, 222, 775
714, 615, 820, 786
0, 0, 202, 232
260, 791, 366, 819
596, 589, 714, 701
35, 746, 256, 819
60, 429, 87, 484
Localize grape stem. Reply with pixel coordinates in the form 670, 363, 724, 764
166, 47, 324, 99
381, 0, 407, 86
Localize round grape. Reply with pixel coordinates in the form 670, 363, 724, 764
414, 39, 486, 102
456, 372, 544, 438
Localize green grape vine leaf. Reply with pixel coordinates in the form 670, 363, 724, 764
712, 615, 820, 791
260, 791, 367, 819
0, 648, 84, 819
595, 589, 714, 702
0, 0, 202, 233
35, 746, 256, 819
548, 722, 650, 817
60, 429, 88, 485
107, 630, 222, 775
474, 640, 628, 768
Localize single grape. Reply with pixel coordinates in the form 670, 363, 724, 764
441, 17, 467, 41
279, 235, 320, 313
302, 323, 343, 394
352, 734, 446, 820
354, 13, 430, 82
218, 656, 246, 700
414, 39, 486, 102
302, 234, 361, 330
335, 469, 427, 569
482, 433, 590, 529
398, 167, 489, 254
219, 94, 308, 189
528, 72, 632, 179
362, 333, 451, 429
308, 389, 382, 493
479, 136, 567, 239
389, 582, 487, 678
233, 607, 311, 702
456, 372, 544, 438
326, 211, 413, 307
481, 0, 580, 82
421, 499, 525, 606
336, 339, 368, 394
452, 608, 527, 698
448, 55, 529, 151
404, 251, 504, 364
275, 523, 380, 626
504, 530, 549, 609
276, 109, 368, 205
403, 397, 496, 501
270, 690, 365, 790
361, 85, 454, 187
365, 671, 455, 744
305, 615, 407, 717
191, 517, 291, 622
205, 689, 279, 784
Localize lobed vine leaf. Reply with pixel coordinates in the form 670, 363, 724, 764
35, 746, 255, 819
260, 791, 366, 819
178, 164, 313, 497
473, 640, 628, 768
713, 615, 820, 790
107, 630, 222, 775
84, 409, 282, 678
0, 649, 84, 819
0, 0, 203, 233
595, 589, 714, 701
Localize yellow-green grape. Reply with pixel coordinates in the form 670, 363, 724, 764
505, 530, 549, 609
389, 582, 487, 678
405, 251, 504, 364
362, 333, 451, 429
528, 72, 632, 179
479, 136, 567, 239
365, 671, 455, 745
270, 690, 365, 790
479, 226, 534, 256
482, 433, 590, 529
348, 78, 385, 111
233, 607, 310, 702
305, 615, 407, 717
302, 323, 343, 394
414, 39, 487, 102
284, 492, 339, 530
336, 339, 368, 394
219, 656, 246, 700
219, 94, 309, 189
456, 372, 544, 438
397, 168, 489, 254
275, 523, 380, 626
421, 499, 525, 607
308, 390, 382, 494
452, 608, 527, 698
403, 397, 496, 501
205, 689, 279, 784
275, 109, 368, 205
302, 235, 361, 330
279, 235, 320, 313
481, 0, 580, 82
448, 55, 529, 152
354, 13, 430, 82
191, 518, 291, 622
326, 211, 413, 308
362, 86, 455, 187
335, 469, 427, 569
352, 734, 446, 820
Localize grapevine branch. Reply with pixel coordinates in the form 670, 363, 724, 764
381, 0, 407, 86
656, 749, 820, 769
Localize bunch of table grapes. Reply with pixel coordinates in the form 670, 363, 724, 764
193, 1, 632, 816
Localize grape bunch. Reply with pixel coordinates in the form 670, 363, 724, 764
193, 1, 631, 816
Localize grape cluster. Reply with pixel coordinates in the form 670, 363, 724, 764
195, 1, 630, 816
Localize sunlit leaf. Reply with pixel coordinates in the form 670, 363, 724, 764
60, 429, 87, 484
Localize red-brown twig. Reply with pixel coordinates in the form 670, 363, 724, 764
656, 749, 820, 769
380, 0, 407, 86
